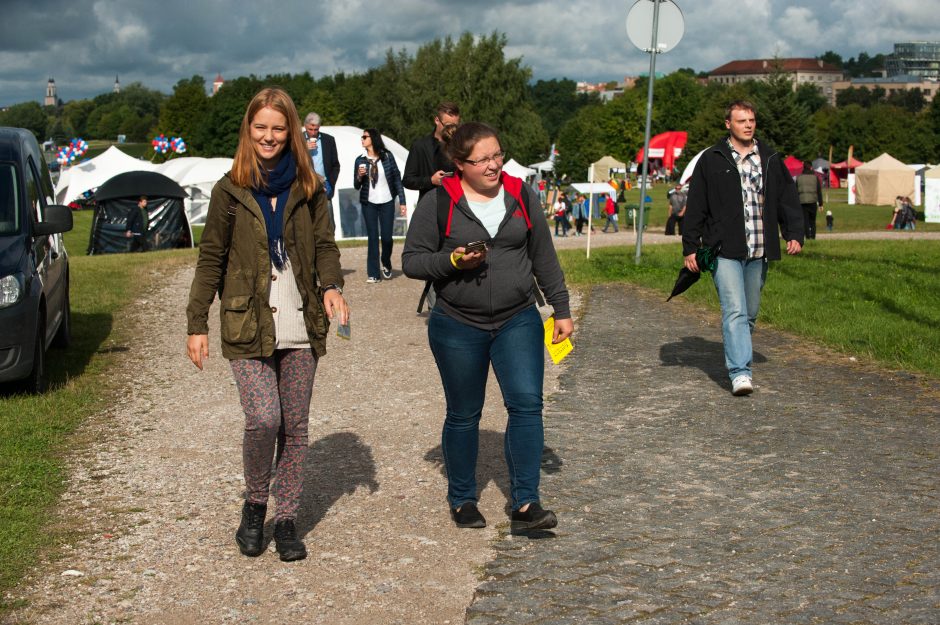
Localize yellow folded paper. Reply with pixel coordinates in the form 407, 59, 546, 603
543, 316, 573, 364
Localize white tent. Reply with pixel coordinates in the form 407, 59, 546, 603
679, 149, 706, 185
154, 157, 203, 182
324, 126, 418, 239
569, 182, 616, 197
55, 146, 154, 204
529, 159, 554, 172
924, 165, 940, 223
171, 158, 234, 226
503, 158, 536, 179
855, 153, 915, 206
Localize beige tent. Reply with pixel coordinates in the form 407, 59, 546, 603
590, 155, 627, 182
854, 153, 915, 206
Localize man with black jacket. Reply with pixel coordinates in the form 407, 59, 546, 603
682, 100, 803, 396
403, 102, 460, 202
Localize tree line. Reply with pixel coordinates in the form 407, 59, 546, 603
2, 36, 937, 179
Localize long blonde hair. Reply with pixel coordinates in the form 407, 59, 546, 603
230, 87, 320, 198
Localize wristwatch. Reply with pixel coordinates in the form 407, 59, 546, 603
322, 284, 343, 295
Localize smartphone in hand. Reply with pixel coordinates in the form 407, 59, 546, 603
336, 321, 351, 340
464, 240, 487, 254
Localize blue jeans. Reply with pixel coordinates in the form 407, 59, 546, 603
712, 256, 768, 381
427, 305, 545, 511
361, 200, 395, 279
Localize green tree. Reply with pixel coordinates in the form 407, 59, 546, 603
61, 99, 95, 137
193, 76, 262, 156
651, 71, 705, 134
159, 76, 209, 150
751, 67, 812, 156
529, 78, 598, 142
555, 104, 607, 179
794, 83, 828, 114
818, 51, 843, 68
0, 101, 48, 140
885, 88, 926, 113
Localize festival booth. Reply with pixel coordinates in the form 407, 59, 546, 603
829, 157, 864, 189
854, 153, 915, 206
55, 146, 154, 205
322, 126, 418, 240
924, 165, 940, 223
783, 156, 803, 178
88, 171, 192, 254
635, 131, 687, 175
502, 158, 537, 180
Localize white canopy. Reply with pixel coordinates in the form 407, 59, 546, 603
55, 146, 154, 204
503, 158, 536, 179
569, 182, 615, 196
528, 159, 554, 172
154, 157, 203, 181
173, 158, 234, 226
679, 149, 706, 185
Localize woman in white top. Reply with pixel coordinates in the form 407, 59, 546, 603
354, 129, 406, 283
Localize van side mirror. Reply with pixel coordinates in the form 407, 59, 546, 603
33, 205, 74, 236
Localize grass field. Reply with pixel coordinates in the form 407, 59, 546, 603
558, 239, 940, 377
0, 249, 194, 603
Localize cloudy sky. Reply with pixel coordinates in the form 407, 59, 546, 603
3, 0, 939, 106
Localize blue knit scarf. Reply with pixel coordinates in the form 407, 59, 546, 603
250, 150, 297, 270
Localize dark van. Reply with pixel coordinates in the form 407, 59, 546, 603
0, 127, 73, 393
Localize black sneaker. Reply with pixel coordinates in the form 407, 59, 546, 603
381, 264, 392, 280
451, 502, 486, 528
273, 519, 307, 562
235, 501, 267, 557
510, 502, 557, 534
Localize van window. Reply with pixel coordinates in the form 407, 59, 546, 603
0, 164, 19, 234
25, 159, 50, 263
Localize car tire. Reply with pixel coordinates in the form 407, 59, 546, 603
51, 285, 71, 349
24, 316, 48, 395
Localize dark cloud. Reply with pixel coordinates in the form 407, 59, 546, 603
2, 0, 938, 107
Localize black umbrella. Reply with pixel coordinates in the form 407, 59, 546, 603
666, 242, 721, 302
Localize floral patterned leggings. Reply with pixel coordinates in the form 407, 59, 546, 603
230, 348, 318, 521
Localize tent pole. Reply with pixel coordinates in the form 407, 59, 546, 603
586, 164, 595, 259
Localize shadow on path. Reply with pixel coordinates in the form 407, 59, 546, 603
424, 430, 563, 516
659, 335, 766, 388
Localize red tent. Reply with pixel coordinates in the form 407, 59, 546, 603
829, 157, 864, 188
783, 156, 803, 178
635, 131, 687, 173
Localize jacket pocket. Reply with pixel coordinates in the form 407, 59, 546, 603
302, 290, 329, 339
221, 295, 258, 344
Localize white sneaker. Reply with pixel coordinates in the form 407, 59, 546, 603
366, 277, 380, 284
731, 375, 753, 396
381, 265, 392, 280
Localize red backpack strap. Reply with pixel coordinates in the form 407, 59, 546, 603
500, 172, 532, 229
439, 176, 465, 238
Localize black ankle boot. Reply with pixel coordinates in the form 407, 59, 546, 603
235, 501, 267, 557
273, 519, 307, 562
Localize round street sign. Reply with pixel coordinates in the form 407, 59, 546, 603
626, 0, 685, 53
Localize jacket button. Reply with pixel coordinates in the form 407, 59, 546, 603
272, 275, 277, 281
270, 307, 278, 313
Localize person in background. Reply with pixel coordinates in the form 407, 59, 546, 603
402, 122, 573, 535
665, 183, 687, 236
795, 162, 823, 240
354, 128, 407, 283
825, 209, 834, 232
126, 196, 147, 251
553, 194, 568, 237
601, 193, 618, 233
303, 112, 341, 230
682, 99, 803, 396
186, 87, 348, 562
403, 101, 461, 202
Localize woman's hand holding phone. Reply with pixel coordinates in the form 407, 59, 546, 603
451, 243, 486, 270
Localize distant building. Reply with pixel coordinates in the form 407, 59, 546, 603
113, 75, 121, 94
708, 58, 843, 104
212, 73, 225, 96
832, 74, 937, 104
44, 78, 57, 106
886, 42, 940, 80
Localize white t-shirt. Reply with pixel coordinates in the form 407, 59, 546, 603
466, 188, 506, 239
365, 155, 393, 204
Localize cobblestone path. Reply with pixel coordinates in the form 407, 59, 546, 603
467, 284, 939, 625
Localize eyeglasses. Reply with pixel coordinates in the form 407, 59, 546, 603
361, 135, 370, 140
462, 151, 506, 168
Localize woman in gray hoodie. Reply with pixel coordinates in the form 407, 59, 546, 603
402, 122, 573, 534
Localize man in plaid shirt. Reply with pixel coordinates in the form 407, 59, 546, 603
682, 100, 804, 396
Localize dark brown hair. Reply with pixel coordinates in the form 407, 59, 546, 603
445, 121, 501, 164
436, 101, 460, 118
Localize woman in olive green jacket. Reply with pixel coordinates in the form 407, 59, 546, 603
186, 87, 348, 562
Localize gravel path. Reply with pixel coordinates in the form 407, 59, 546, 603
3, 228, 936, 624
3, 245, 575, 625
